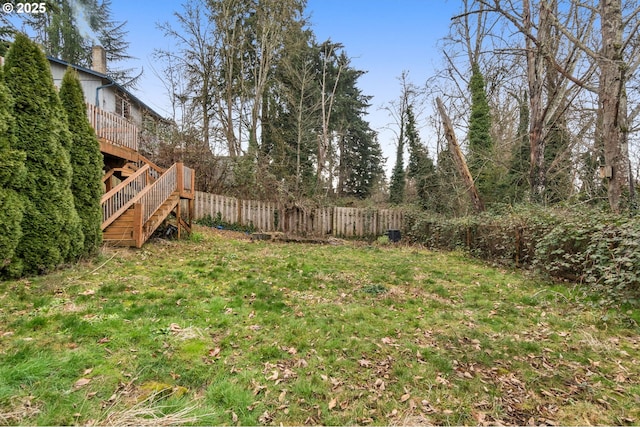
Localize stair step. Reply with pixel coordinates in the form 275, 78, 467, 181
102, 160, 191, 248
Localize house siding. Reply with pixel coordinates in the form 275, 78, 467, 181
48, 60, 146, 128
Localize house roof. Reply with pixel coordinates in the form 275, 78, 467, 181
47, 55, 168, 123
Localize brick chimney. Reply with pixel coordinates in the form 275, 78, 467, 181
91, 45, 107, 74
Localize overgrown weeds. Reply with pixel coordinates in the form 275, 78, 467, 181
0, 226, 639, 425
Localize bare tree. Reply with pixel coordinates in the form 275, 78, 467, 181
156, 0, 217, 151
316, 41, 344, 192
209, 0, 250, 158
478, 0, 640, 212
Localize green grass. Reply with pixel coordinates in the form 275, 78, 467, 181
1, 226, 639, 425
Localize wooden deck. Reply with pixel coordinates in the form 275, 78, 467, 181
87, 103, 195, 247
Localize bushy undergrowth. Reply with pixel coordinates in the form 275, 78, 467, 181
195, 212, 256, 233
405, 204, 640, 298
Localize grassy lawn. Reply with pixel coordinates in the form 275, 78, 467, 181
1, 226, 639, 426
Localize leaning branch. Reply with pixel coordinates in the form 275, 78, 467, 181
436, 97, 485, 213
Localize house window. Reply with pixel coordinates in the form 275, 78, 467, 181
115, 93, 131, 119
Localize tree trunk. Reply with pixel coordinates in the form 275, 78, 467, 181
436, 97, 485, 213
524, 0, 549, 203
599, 0, 629, 213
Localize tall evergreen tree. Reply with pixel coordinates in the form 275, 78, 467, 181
389, 127, 406, 205
24, 0, 136, 85
467, 62, 496, 204
333, 60, 383, 199
338, 119, 384, 199
60, 68, 103, 255
5, 33, 83, 275
503, 92, 531, 204
0, 64, 27, 278
405, 105, 436, 209
263, 26, 319, 198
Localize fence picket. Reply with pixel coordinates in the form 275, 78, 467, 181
193, 191, 404, 238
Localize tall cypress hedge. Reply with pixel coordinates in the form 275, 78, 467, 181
0, 65, 27, 278
4, 33, 83, 275
59, 68, 104, 255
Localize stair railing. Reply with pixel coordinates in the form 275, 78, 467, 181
101, 164, 151, 230
138, 164, 178, 226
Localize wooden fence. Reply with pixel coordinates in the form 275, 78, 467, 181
193, 191, 404, 238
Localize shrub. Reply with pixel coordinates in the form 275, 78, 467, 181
0, 63, 26, 278
405, 204, 640, 296
196, 213, 255, 233
5, 33, 84, 275
59, 68, 104, 256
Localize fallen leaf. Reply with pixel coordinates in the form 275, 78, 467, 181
436, 374, 450, 385
473, 410, 486, 424
359, 359, 372, 367
74, 378, 91, 389
400, 393, 411, 402
258, 411, 272, 424
97, 337, 110, 344
83, 368, 93, 376
328, 398, 337, 410
232, 412, 238, 423
80, 290, 95, 296
209, 347, 221, 358
409, 399, 417, 410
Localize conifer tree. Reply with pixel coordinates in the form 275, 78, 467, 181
4, 33, 83, 275
405, 105, 436, 209
0, 64, 26, 278
23, 0, 136, 85
60, 68, 103, 255
503, 92, 531, 203
467, 63, 497, 204
389, 130, 406, 205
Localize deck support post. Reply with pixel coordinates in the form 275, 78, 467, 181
133, 203, 144, 248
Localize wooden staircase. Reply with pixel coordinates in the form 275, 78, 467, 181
101, 162, 195, 248
88, 103, 195, 248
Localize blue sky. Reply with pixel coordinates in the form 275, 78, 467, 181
109, 0, 461, 171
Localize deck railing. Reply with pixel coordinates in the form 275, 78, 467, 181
183, 166, 194, 192
87, 103, 139, 151
101, 164, 150, 229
